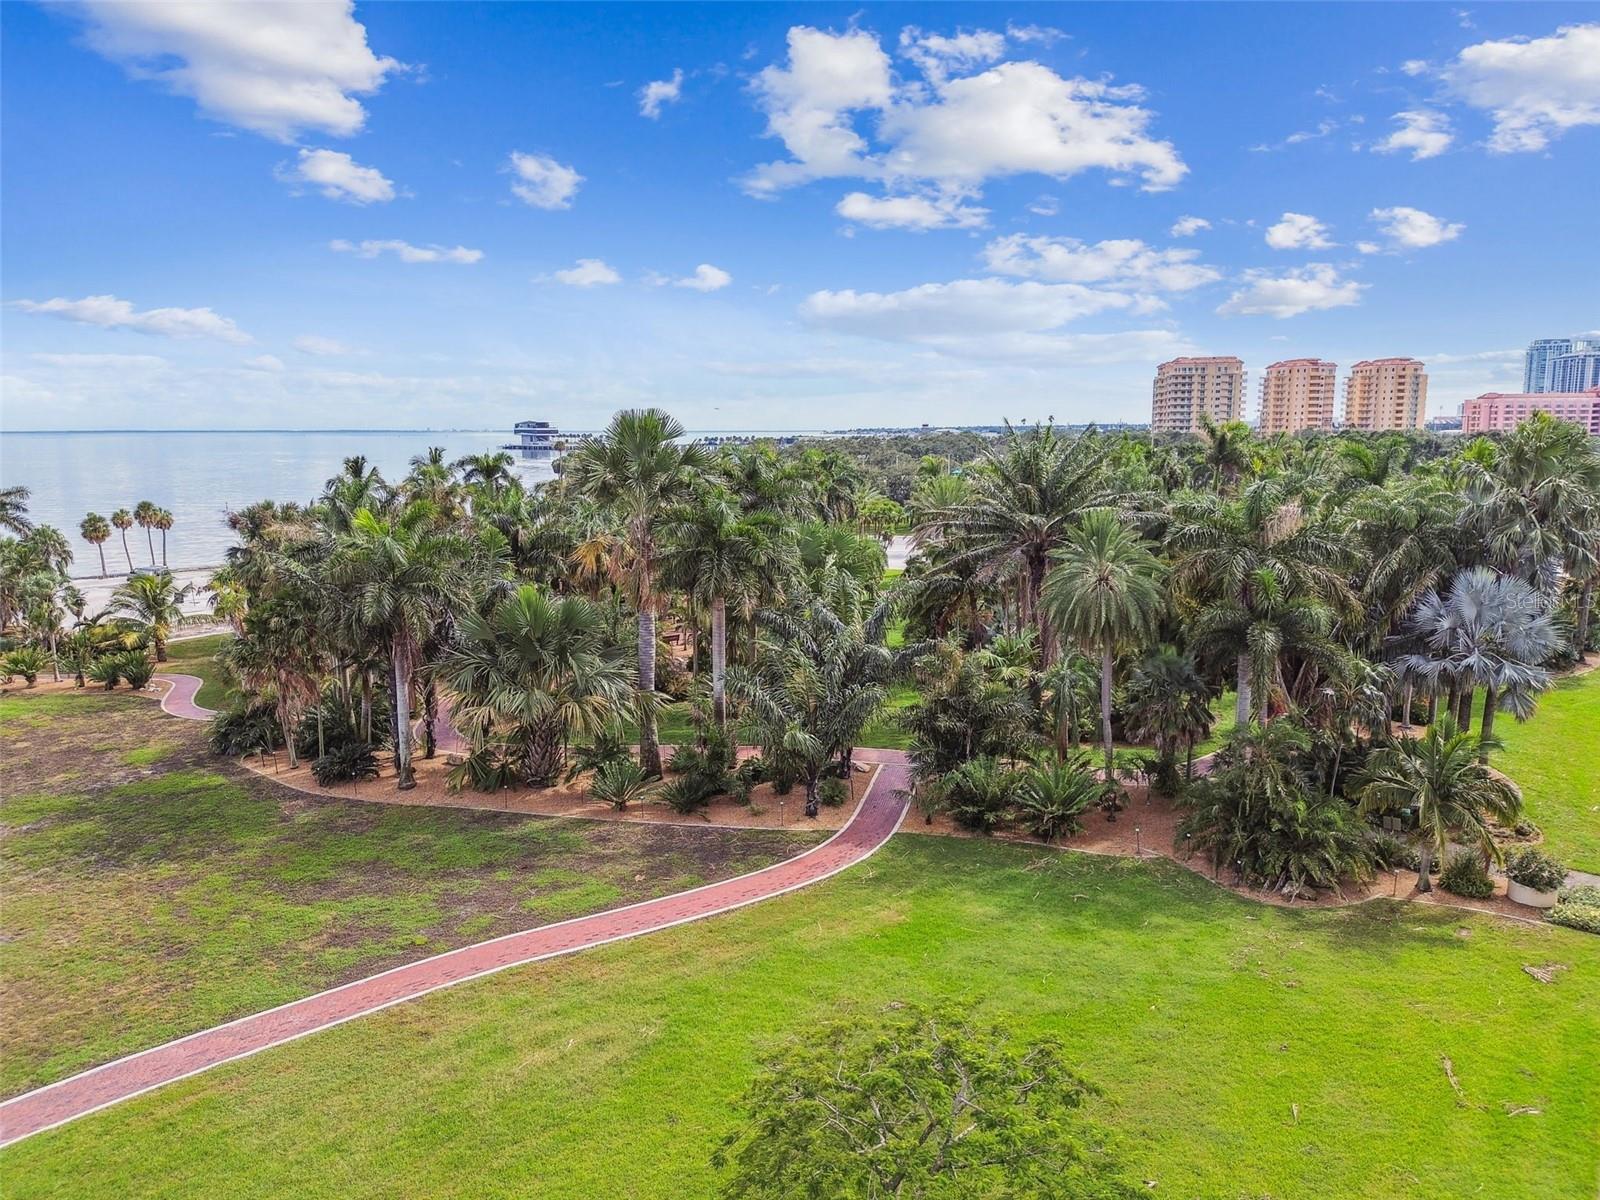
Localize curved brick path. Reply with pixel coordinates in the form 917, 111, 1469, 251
152, 673, 214, 720
0, 753, 911, 1147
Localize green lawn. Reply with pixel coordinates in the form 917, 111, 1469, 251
5, 836, 1593, 1198
1493, 668, 1600, 871
160, 632, 234, 710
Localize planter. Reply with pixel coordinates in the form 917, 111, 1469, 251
1507, 880, 1560, 909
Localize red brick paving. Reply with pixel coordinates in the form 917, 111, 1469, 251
0, 757, 911, 1147
152, 673, 214, 720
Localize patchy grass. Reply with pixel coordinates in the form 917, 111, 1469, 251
0, 690, 822, 1097
4, 836, 1594, 1199
1493, 669, 1600, 871
161, 633, 234, 710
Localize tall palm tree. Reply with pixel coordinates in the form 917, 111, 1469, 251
0, 485, 33, 536
455, 451, 517, 494
132, 500, 159, 565
659, 495, 787, 726
1357, 717, 1522, 892
112, 569, 191, 661
155, 508, 174, 566
1042, 510, 1166, 782
79, 512, 112, 578
328, 502, 472, 790
23, 525, 72, 576
563, 409, 711, 776
1196, 415, 1253, 493
436, 585, 635, 785
1122, 645, 1216, 782
794, 521, 885, 625
110, 508, 135, 572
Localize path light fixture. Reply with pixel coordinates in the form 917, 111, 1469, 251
1135, 826, 1142, 858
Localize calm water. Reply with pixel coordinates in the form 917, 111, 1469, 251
3, 428, 820, 577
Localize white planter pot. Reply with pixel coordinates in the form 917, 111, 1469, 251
1507, 880, 1559, 909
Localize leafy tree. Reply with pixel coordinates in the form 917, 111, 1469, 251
713, 1003, 1137, 1200
79, 512, 111, 578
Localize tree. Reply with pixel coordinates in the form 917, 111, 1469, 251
794, 520, 885, 624
1042, 510, 1166, 783
1196, 415, 1253, 492
455, 450, 517, 494
110, 508, 135, 571
133, 500, 159, 565
564, 408, 711, 776
155, 508, 174, 566
79, 512, 111, 577
112, 569, 191, 662
1122, 645, 1216, 784
712, 1003, 1136, 1200
436, 585, 635, 785
902, 637, 1036, 780
0, 485, 32, 536
1357, 717, 1522, 892
328, 502, 472, 790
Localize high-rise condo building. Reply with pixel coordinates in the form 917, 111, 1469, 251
1524, 336, 1600, 392
1552, 350, 1600, 393
1461, 388, 1600, 435
1344, 357, 1428, 431
1151, 356, 1245, 433
1258, 359, 1337, 435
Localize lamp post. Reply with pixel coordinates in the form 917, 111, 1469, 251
1135, 826, 1142, 858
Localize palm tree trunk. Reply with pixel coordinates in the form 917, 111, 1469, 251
97, 544, 107, 578
1478, 685, 1498, 764
145, 526, 155, 565
1575, 580, 1595, 660
526, 715, 564, 786
153, 628, 168, 663
1455, 683, 1474, 732
1400, 680, 1413, 729
361, 670, 373, 745
50, 633, 60, 682
711, 595, 728, 727
1416, 841, 1433, 893
119, 531, 133, 572
1100, 645, 1115, 786
1235, 652, 1252, 730
1426, 690, 1438, 726
393, 652, 415, 790
637, 572, 662, 777
423, 682, 438, 759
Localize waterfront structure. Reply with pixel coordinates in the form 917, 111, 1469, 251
1461, 388, 1600, 434
504, 420, 567, 458
1524, 337, 1600, 392
1150, 356, 1245, 433
1552, 350, 1600, 393
1344, 358, 1428, 431
1258, 359, 1337, 435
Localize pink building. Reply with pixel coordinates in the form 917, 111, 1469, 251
1460, 388, 1600, 434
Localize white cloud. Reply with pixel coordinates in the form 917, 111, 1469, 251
639, 68, 684, 119
281, 148, 395, 204
1356, 241, 1382, 255
898, 26, 1006, 82
1264, 212, 1334, 250
1401, 59, 1431, 77
330, 238, 483, 263
675, 264, 733, 292
1369, 205, 1464, 248
835, 191, 988, 230
550, 259, 622, 287
508, 152, 583, 209
1005, 22, 1066, 46
1373, 109, 1454, 160
981, 234, 1221, 293
243, 354, 285, 371
69, 0, 402, 141
31, 352, 168, 368
11, 294, 251, 343
743, 27, 1186, 198
294, 334, 355, 356
1442, 23, 1600, 151
1216, 264, 1365, 318
1424, 348, 1522, 365
1169, 215, 1211, 237
1028, 195, 1059, 216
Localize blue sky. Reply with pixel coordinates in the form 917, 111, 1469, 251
2, 2, 1597, 432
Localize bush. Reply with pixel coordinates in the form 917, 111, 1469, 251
3, 646, 47, 685
588, 759, 657, 810
817, 777, 848, 808
208, 702, 283, 755
1367, 831, 1419, 872
940, 757, 1018, 835
1504, 847, 1566, 892
446, 748, 522, 793
565, 729, 632, 784
1013, 758, 1101, 843
87, 657, 122, 690
312, 743, 379, 786
111, 650, 155, 690
735, 755, 768, 787
1439, 851, 1495, 899
659, 775, 715, 814
1549, 885, 1600, 935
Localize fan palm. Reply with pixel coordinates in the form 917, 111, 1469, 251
110, 508, 135, 571
79, 512, 112, 578
133, 500, 159, 565
155, 508, 174, 566
1122, 645, 1216, 783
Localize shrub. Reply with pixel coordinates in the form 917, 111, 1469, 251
1549, 885, 1600, 935
1504, 847, 1566, 893
312, 743, 379, 786
208, 702, 283, 755
940, 757, 1019, 835
659, 775, 714, 814
735, 755, 768, 787
3, 646, 47, 685
817, 777, 848, 808
446, 748, 522, 793
565, 729, 632, 784
1439, 851, 1495, 899
1367, 831, 1419, 872
1013, 758, 1101, 843
87, 657, 122, 690
588, 759, 657, 810
295, 697, 379, 761
111, 650, 155, 690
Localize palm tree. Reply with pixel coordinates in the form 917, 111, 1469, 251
207, 568, 249, 635
0, 485, 33, 536
111, 508, 135, 572
659, 494, 787, 727
436, 585, 635, 785
1122, 645, 1216, 783
455, 451, 517, 494
328, 502, 472, 790
79, 512, 112, 578
1357, 717, 1522, 892
1196, 415, 1253, 492
794, 521, 886, 625
112, 569, 192, 661
133, 500, 159, 565
155, 508, 174, 566
563, 409, 711, 776
1042, 510, 1166, 783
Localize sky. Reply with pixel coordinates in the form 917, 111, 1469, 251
2, 1, 1597, 433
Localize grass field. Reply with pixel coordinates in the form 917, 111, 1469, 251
0, 691, 820, 1097
1492, 668, 1600, 871
160, 632, 234, 710
4, 835, 1593, 1198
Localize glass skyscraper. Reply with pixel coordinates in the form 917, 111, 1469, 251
1525, 336, 1600, 392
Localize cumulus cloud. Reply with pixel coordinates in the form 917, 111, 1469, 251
674, 264, 733, 292
1373, 109, 1454, 160
550, 259, 622, 287
294, 334, 355, 356
281, 148, 395, 204
508, 152, 583, 209
1264, 212, 1334, 250
898, 26, 1007, 82
1370, 205, 1464, 248
639, 68, 684, 119
71, 0, 402, 141
1169, 215, 1211, 237
330, 239, 482, 263
981, 234, 1221, 293
11, 294, 251, 343
743, 26, 1186, 204
1216, 264, 1365, 318
836, 191, 988, 230
1441, 22, 1600, 151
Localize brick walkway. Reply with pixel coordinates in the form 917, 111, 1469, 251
152, 673, 214, 720
0, 755, 911, 1148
